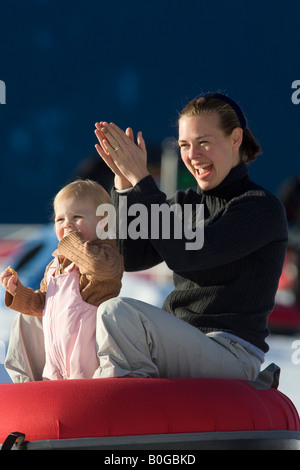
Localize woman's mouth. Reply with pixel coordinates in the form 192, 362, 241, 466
194, 163, 213, 179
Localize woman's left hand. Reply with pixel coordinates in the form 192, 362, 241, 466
94, 122, 149, 189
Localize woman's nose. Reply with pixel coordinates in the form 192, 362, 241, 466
188, 144, 200, 159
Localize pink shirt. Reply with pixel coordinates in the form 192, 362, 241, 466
42, 258, 99, 380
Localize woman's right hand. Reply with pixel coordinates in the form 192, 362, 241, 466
94, 122, 149, 190
0, 267, 18, 296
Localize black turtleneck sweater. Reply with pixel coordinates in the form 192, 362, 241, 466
112, 162, 288, 352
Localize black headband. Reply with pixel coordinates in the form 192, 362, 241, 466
196, 92, 247, 130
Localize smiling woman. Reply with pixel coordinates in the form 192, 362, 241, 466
90, 92, 288, 381
178, 113, 243, 191
178, 93, 261, 165
177, 93, 262, 192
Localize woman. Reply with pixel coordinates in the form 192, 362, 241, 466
91, 92, 288, 381
5, 93, 287, 382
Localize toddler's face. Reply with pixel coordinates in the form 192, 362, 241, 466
54, 197, 99, 242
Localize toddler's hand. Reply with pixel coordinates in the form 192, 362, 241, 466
0, 266, 18, 296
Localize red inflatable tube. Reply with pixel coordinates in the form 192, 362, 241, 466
0, 370, 299, 450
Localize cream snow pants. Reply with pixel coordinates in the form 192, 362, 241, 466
5, 297, 261, 382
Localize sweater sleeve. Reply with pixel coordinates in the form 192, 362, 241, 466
57, 232, 124, 280
178, 192, 287, 271
4, 272, 47, 317
112, 176, 288, 273
111, 176, 165, 271
151, 193, 287, 272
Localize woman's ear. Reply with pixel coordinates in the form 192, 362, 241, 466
232, 127, 243, 150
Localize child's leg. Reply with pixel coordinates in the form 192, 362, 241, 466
5, 313, 45, 382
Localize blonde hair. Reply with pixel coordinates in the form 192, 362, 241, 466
53, 179, 112, 214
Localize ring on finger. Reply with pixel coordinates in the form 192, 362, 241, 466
113, 145, 121, 152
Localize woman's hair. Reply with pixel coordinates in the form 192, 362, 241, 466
179, 93, 261, 163
53, 179, 112, 213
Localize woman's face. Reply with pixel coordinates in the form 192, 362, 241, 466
178, 113, 243, 191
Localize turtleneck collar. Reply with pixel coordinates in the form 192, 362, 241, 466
197, 161, 250, 199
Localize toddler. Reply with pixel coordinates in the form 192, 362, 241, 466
0, 179, 124, 380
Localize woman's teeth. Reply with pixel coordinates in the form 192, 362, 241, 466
194, 163, 213, 175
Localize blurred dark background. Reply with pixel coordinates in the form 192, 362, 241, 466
0, 0, 299, 223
